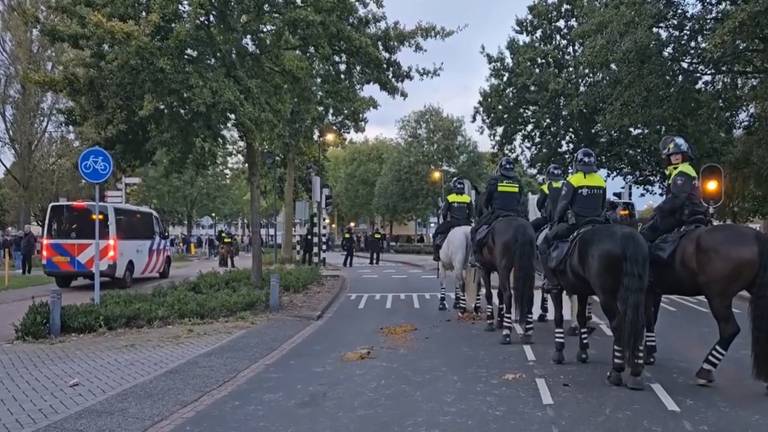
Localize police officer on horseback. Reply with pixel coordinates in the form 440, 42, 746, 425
470, 157, 527, 266
432, 177, 473, 261
641, 135, 708, 244
531, 164, 565, 234
540, 148, 607, 273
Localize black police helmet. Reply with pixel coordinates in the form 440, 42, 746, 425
545, 164, 564, 182
450, 177, 465, 194
497, 157, 516, 178
573, 148, 598, 173
659, 135, 693, 161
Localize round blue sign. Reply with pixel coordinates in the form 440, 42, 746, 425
78, 146, 113, 184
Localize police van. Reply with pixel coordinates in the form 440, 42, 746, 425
42, 202, 172, 289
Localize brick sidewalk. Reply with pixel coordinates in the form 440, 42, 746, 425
0, 326, 242, 432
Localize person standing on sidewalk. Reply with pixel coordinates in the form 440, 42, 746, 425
20, 228, 36, 275
342, 227, 355, 267
12, 233, 22, 270
369, 227, 384, 265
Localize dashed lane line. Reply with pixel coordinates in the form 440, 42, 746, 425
392, 275, 408, 278
669, 296, 709, 312
383, 270, 396, 273
535, 378, 554, 405
421, 275, 437, 279
523, 345, 536, 362
408, 270, 423, 273
650, 383, 681, 412
361, 275, 378, 278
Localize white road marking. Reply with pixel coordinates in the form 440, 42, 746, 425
349, 294, 357, 300
357, 269, 371, 273
408, 270, 423, 273
357, 295, 369, 309
421, 275, 437, 279
513, 324, 524, 335
392, 275, 407, 278
535, 378, 554, 405
660, 302, 677, 312
590, 316, 613, 336
412, 294, 420, 308
523, 345, 536, 361
669, 296, 709, 312
650, 383, 681, 412
362, 274, 378, 278
386, 294, 392, 309
375, 294, 381, 300
383, 270, 396, 273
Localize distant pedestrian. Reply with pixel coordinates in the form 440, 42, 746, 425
341, 227, 355, 267
417, 234, 425, 244
301, 233, 313, 265
2, 235, 11, 264
369, 227, 384, 265
21, 228, 36, 275
207, 236, 216, 259
12, 233, 22, 270
196, 236, 204, 256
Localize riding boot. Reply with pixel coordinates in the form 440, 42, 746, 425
468, 245, 479, 268
432, 244, 440, 262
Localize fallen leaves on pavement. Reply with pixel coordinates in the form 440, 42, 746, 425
379, 324, 418, 336
501, 373, 526, 381
342, 346, 375, 362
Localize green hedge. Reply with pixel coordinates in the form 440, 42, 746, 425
390, 244, 433, 255
14, 266, 321, 340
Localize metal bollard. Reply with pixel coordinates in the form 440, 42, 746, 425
49, 287, 62, 338
269, 273, 280, 313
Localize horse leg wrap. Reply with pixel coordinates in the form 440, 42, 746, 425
645, 331, 657, 353
701, 343, 728, 373
541, 295, 549, 314
554, 328, 565, 351
612, 345, 626, 372
586, 301, 593, 323
524, 314, 534, 335
579, 327, 590, 350
503, 313, 513, 333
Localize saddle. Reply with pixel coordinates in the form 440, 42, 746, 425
475, 214, 521, 247
650, 223, 704, 261
547, 223, 599, 270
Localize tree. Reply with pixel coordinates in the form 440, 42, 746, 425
0, 0, 63, 228
46, 1, 456, 287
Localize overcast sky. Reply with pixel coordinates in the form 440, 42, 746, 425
355, 0, 532, 151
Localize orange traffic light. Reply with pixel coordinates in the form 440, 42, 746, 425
700, 164, 724, 207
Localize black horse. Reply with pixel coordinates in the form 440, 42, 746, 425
644, 224, 768, 391
548, 224, 649, 390
474, 197, 537, 345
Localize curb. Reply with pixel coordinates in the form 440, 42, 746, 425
314, 275, 347, 320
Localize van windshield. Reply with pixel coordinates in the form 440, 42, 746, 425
46, 204, 110, 240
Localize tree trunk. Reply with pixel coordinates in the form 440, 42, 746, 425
246, 140, 263, 288
280, 148, 296, 263
186, 213, 194, 238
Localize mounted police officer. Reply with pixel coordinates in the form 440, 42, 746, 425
540, 148, 607, 274
432, 177, 473, 262
641, 135, 708, 243
342, 226, 355, 267
470, 157, 527, 266
531, 164, 565, 234
369, 227, 384, 265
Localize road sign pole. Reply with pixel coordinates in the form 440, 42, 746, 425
94, 184, 101, 305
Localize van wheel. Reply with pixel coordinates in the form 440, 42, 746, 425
159, 258, 171, 279
119, 263, 134, 289
54, 276, 74, 288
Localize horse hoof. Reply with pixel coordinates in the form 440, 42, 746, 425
521, 334, 533, 345
695, 368, 715, 386
644, 354, 656, 366
501, 334, 512, 345
438, 302, 447, 311
496, 320, 504, 329
537, 314, 548, 323
626, 375, 645, 391
485, 323, 496, 332
577, 350, 589, 363
607, 370, 623, 387
452, 301, 460, 310
566, 326, 578, 337
474, 306, 481, 315
552, 351, 565, 365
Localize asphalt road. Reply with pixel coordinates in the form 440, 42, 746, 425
171, 253, 766, 432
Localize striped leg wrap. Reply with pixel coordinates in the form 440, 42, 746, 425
554, 328, 565, 348
524, 313, 534, 335
541, 295, 549, 313
702, 344, 727, 371
645, 331, 657, 347
439, 286, 446, 302
459, 292, 467, 309
475, 293, 481, 309
586, 301, 593, 321
502, 313, 513, 332
613, 345, 625, 365
579, 327, 590, 348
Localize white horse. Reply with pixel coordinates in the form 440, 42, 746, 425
438, 225, 478, 314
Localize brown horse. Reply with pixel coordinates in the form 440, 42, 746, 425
644, 224, 768, 391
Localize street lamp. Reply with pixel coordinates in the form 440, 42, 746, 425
211, 213, 217, 237
430, 169, 442, 182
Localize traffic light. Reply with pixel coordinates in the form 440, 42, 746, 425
700, 163, 724, 208
324, 193, 333, 212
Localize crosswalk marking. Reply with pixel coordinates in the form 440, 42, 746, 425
591, 316, 613, 336
358, 295, 369, 309
362, 275, 378, 278
412, 294, 420, 308
421, 275, 437, 279
383, 270, 396, 273
669, 296, 709, 312
386, 294, 393, 309
392, 275, 408, 278
408, 270, 423, 273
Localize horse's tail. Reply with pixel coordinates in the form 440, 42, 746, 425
513, 224, 536, 325
750, 233, 768, 381
619, 231, 649, 369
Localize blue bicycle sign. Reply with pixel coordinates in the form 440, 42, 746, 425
78, 146, 113, 184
